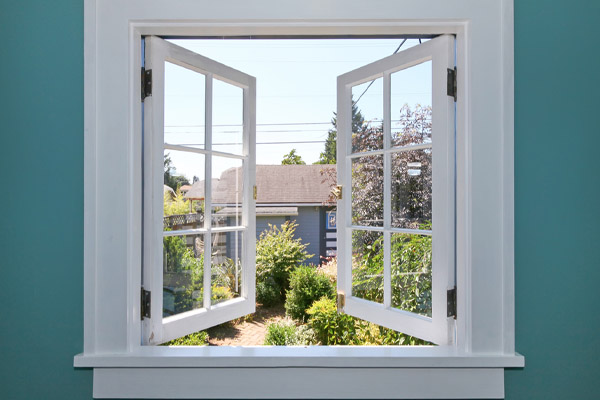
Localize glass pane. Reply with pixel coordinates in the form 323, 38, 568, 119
213, 78, 244, 156
164, 150, 205, 228
352, 154, 383, 227
211, 231, 243, 305
391, 149, 432, 229
351, 230, 383, 303
211, 156, 243, 228
351, 78, 383, 153
391, 61, 432, 148
390, 233, 432, 317
162, 234, 205, 317
163, 62, 205, 148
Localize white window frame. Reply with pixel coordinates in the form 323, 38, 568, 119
142, 36, 257, 345
337, 35, 455, 345
75, 1, 524, 399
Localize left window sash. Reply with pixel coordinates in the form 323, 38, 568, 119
142, 36, 256, 345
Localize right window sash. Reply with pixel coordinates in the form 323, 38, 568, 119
336, 35, 456, 345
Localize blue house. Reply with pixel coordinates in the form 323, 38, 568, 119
185, 164, 338, 265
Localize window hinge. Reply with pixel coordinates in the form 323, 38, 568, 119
447, 67, 457, 102
141, 67, 152, 101
141, 288, 151, 320
253, 185, 257, 200
447, 286, 457, 319
337, 291, 345, 312
331, 185, 343, 200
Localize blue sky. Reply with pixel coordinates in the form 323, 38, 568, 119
163, 38, 431, 180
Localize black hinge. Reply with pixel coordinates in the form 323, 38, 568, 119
447, 287, 457, 319
141, 288, 151, 320
447, 67, 457, 102
141, 68, 152, 101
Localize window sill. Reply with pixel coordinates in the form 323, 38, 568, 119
74, 348, 523, 398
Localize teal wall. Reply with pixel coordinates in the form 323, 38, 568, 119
1, 1, 598, 399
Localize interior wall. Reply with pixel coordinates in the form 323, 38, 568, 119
1, 1, 598, 399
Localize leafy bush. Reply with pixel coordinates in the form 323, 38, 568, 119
285, 266, 335, 321
351, 224, 433, 317
164, 189, 193, 216
306, 297, 357, 345
316, 256, 337, 284
162, 331, 209, 346
264, 319, 316, 346
256, 277, 281, 306
306, 297, 429, 346
256, 221, 312, 302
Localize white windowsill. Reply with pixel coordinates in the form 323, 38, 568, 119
75, 348, 523, 399
74, 346, 524, 368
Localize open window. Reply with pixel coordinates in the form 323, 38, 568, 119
142, 36, 256, 345
77, 2, 522, 397
336, 35, 455, 344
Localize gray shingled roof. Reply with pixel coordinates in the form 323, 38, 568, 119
186, 165, 336, 205
183, 179, 220, 200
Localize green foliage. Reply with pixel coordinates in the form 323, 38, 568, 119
390, 229, 432, 316
164, 153, 190, 191
162, 331, 209, 346
306, 297, 357, 345
285, 265, 335, 321
307, 297, 429, 346
281, 148, 306, 165
316, 99, 364, 164
256, 221, 312, 302
256, 277, 282, 306
164, 189, 192, 216
264, 319, 316, 346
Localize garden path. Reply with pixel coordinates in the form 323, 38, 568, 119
206, 304, 286, 346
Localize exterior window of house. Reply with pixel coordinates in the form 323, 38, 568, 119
143, 34, 455, 345
76, 2, 522, 398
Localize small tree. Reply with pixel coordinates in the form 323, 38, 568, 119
281, 148, 306, 165
255, 221, 312, 302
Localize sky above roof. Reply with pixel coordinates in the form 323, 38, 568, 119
163, 38, 431, 181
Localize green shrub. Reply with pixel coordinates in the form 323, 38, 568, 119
264, 319, 316, 346
351, 223, 433, 317
306, 297, 357, 345
306, 297, 430, 346
162, 331, 209, 346
256, 277, 281, 306
285, 265, 335, 321
256, 221, 312, 302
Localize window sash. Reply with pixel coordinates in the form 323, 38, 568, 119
142, 36, 256, 345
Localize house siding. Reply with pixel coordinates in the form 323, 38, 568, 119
291, 206, 321, 265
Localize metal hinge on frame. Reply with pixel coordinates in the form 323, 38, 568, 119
141, 288, 151, 320
141, 68, 152, 101
253, 185, 257, 200
447, 287, 457, 319
447, 67, 457, 102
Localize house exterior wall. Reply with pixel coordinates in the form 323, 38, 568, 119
2, 2, 600, 399
291, 206, 321, 265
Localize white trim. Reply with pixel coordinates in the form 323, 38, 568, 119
93, 367, 508, 399
82, 0, 516, 397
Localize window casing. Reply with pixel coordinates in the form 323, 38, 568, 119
76, 1, 523, 398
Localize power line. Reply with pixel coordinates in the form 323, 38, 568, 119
353, 39, 407, 106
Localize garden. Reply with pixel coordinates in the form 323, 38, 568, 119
164, 220, 432, 346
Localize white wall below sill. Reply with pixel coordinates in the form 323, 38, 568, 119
75, 348, 524, 399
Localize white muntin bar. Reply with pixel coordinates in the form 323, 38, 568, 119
203, 73, 213, 310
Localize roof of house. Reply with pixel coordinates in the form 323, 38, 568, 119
183, 179, 220, 200
185, 164, 337, 205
